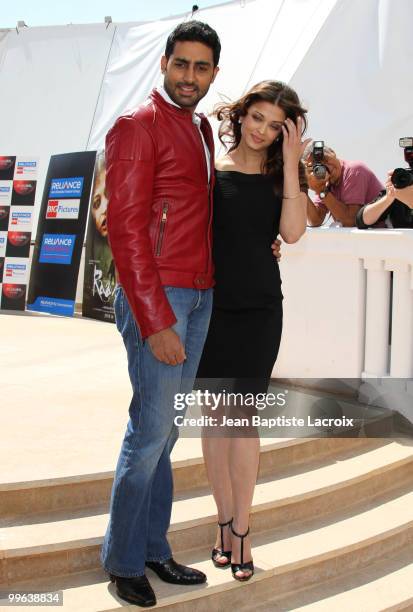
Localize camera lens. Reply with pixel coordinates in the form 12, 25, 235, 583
391, 168, 413, 189
313, 164, 327, 180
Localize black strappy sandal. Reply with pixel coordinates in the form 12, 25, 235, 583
230, 521, 254, 581
211, 518, 232, 568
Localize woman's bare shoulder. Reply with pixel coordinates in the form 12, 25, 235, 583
215, 155, 237, 171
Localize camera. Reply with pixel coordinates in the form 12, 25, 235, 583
312, 141, 328, 180
391, 137, 413, 189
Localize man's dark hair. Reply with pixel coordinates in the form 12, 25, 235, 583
165, 21, 221, 67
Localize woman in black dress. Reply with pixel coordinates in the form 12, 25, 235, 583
196, 81, 309, 581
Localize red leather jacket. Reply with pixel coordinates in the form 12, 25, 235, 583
105, 89, 215, 339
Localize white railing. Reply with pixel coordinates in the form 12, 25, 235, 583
274, 227, 413, 381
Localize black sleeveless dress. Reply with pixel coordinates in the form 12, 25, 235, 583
196, 170, 283, 394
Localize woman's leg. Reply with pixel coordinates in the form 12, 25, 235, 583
201, 430, 233, 563
226, 306, 282, 578
197, 305, 280, 572
229, 435, 260, 578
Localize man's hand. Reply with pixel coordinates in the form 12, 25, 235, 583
305, 163, 330, 195
271, 238, 282, 261
148, 328, 186, 366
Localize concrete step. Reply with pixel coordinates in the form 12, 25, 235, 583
0, 436, 377, 519
252, 546, 413, 611
4, 485, 413, 611
1, 439, 412, 586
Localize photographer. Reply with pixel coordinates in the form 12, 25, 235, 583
304, 142, 383, 227
356, 178, 413, 229
357, 138, 413, 229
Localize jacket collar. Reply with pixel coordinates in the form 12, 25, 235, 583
151, 88, 193, 120
150, 88, 214, 159
157, 86, 180, 108
151, 88, 208, 127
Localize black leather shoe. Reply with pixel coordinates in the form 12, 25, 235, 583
109, 573, 156, 607
145, 558, 206, 585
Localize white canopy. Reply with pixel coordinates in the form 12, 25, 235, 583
0, 0, 412, 229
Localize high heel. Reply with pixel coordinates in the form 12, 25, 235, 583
211, 518, 232, 568
230, 521, 254, 581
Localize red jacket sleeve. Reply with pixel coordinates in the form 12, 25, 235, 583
105, 115, 177, 338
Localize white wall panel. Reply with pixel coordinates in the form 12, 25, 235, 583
290, 0, 413, 180
0, 24, 115, 231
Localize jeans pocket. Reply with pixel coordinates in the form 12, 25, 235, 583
116, 288, 145, 347
114, 286, 124, 333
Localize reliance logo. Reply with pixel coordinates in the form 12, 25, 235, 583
43, 236, 73, 246
16, 161, 38, 176
39, 233, 76, 265
49, 177, 84, 198
11, 211, 32, 225
5, 262, 27, 280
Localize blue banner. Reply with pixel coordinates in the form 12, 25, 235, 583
27, 152, 96, 316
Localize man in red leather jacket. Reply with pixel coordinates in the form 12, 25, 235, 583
101, 22, 220, 607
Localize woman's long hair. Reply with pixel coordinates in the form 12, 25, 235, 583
215, 80, 308, 194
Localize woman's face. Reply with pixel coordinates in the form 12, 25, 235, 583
92, 173, 108, 237
240, 101, 286, 152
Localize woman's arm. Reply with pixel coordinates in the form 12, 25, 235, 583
279, 117, 309, 243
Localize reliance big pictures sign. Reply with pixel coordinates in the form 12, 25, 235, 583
27, 152, 96, 316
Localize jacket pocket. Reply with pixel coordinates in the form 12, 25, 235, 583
155, 202, 169, 256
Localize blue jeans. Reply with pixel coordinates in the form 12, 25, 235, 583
101, 285, 212, 577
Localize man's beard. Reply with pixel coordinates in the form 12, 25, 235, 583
163, 79, 203, 109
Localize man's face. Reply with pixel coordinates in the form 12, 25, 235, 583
161, 41, 219, 111
305, 149, 342, 184
92, 173, 108, 238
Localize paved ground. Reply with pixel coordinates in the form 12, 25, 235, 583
1, 311, 133, 483
0, 311, 211, 484
1, 311, 286, 485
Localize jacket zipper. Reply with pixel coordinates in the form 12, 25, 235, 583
194, 121, 212, 275
155, 202, 169, 256
194, 122, 209, 183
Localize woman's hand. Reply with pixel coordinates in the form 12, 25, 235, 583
282, 117, 311, 169
271, 238, 282, 261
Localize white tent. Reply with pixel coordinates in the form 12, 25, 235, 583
1, 0, 412, 230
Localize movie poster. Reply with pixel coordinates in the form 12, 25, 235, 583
82, 150, 115, 322
27, 151, 96, 316
0, 156, 38, 311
